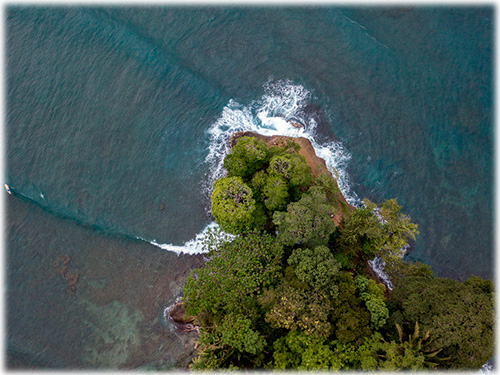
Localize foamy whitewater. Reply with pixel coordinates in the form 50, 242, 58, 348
149, 79, 360, 255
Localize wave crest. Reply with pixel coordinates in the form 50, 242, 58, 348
145, 222, 235, 255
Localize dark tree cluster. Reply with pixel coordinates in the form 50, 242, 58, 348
181, 136, 494, 370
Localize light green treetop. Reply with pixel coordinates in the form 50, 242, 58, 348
224, 136, 269, 179
211, 176, 257, 234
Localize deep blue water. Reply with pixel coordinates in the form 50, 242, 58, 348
6, 6, 493, 368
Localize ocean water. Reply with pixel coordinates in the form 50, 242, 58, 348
6, 6, 493, 369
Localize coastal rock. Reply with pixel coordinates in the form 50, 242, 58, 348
53, 254, 79, 294
168, 301, 193, 325
289, 121, 304, 129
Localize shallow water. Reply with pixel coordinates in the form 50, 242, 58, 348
6, 6, 493, 368
7, 194, 204, 368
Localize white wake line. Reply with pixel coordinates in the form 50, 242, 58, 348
141, 236, 208, 255
140, 221, 230, 255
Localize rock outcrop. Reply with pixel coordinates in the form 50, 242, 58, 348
168, 301, 193, 325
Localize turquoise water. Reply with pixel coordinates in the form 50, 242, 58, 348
6, 6, 493, 368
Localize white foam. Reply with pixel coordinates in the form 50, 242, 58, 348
368, 256, 394, 290
477, 361, 493, 374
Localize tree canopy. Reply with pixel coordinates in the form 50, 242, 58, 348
224, 136, 269, 179
388, 276, 494, 369
337, 198, 419, 277
273, 186, 336, 247
183, 230, 283, 319
267, 152, 312, 191
288, 245, 341, 296
210, 176, 258, 234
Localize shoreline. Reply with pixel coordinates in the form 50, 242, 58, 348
6, 193, 204, 369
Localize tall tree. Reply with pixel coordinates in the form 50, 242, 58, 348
224, 136, 269, 179
288, 245, 341, 296
211, 176, 258, 234
268, 152, 312, 191
183, 231, 283, 319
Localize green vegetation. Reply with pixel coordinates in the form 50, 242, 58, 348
338, 198, 419, 275
355, 275, 389, 329
210, 176, 257, 234
223, 136, 268, 179
388, 275, 494, 369
273, 186, 336, 247
181, 135, 494, 371
268, 152, 312, 194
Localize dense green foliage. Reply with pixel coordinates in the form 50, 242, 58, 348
352, 325, 440, 371
271, 330, 341, 370
214, 136, 313, 232
330, 272, 372, 344
337, 198, 419, 278
183, 230, 283, 318
354, 275, 389, 329
288, 245, 340, 295
260, 279, 333, 338
183, 136, 494, 371
260, 174, 289, 212
388, 276, 494, 369
210, 176, 257, 234
273, 186, 335, 247
312, 171, 341, 201
267, 152, 312, 192
223, 136, 268, 179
